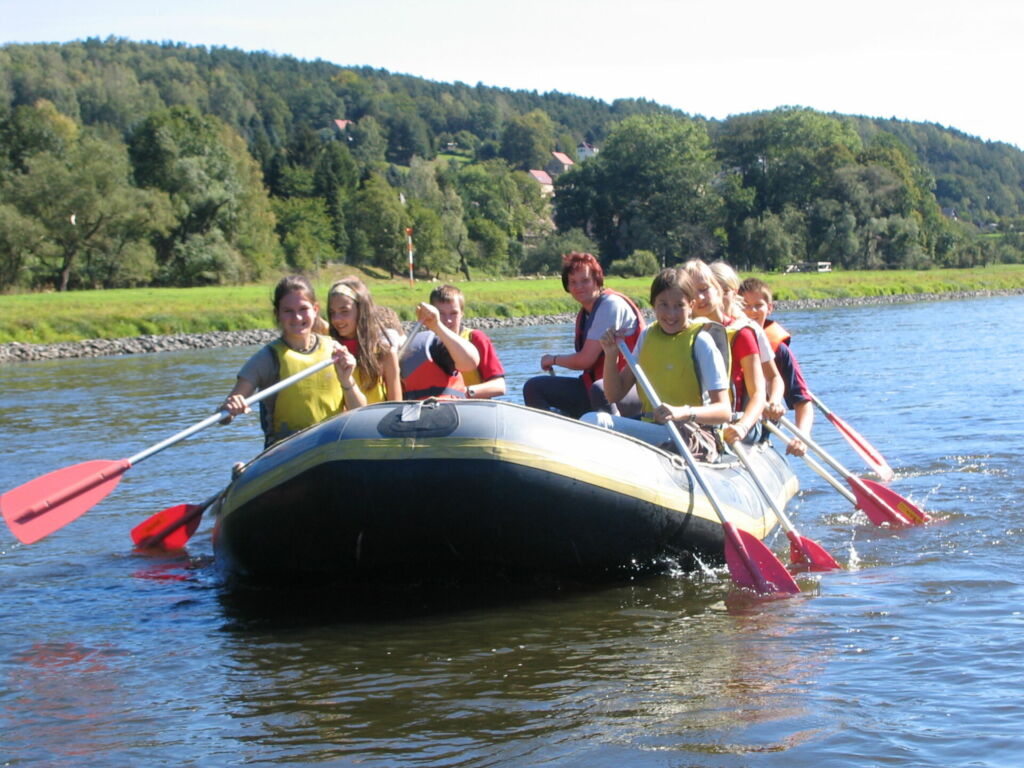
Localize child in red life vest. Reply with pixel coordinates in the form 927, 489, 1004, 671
582, 267, 731, 461
327, 277, 402, 403
682, 259, 766, 447
523, 252, 645, 419
220, 275, 365, 447
738, 277, 814, 456
399, 301, 481, 400
429, 284, 506, 400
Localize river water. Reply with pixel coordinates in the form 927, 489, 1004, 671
1, 295, 1021, 767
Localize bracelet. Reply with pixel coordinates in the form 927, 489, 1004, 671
553, 355, 558, 367
687, 408, 699, 423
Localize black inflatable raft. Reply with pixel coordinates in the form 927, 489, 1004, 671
213, 399, 797, 585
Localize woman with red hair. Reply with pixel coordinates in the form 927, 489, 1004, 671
522, 252, 645, 418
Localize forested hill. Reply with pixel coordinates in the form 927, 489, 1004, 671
1, 38, 1022, 292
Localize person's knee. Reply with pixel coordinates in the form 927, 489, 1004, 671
581, 411, 614, 429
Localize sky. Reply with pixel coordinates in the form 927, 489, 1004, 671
4, 0, 1022, 150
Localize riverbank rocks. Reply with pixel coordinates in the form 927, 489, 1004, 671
1, 289, 1019, 364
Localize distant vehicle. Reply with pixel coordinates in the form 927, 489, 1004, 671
784, 261, 832, 273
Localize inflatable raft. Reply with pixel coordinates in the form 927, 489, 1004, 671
212, 399, 798, 585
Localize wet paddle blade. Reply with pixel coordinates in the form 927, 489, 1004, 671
846, 477, 911, 526
723, 523, 800, 595
2, 459, 130, 544
786, 530, 842, 572
131, 503, 205, 550
825, 411, 895, 482
859, 477, 930, 524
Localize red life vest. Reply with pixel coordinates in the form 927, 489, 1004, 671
399, 330, 467, 400
574, 288, 645, 388
762, 320, 792, 352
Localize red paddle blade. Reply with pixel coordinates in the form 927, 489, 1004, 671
826, 412, 895, 482
859, 478, 930, 525
786, 530, 842, 572
131, 503, 205, 550
846, 476, 912, 526
2, 459, 130, 544
723, 523, 800, 595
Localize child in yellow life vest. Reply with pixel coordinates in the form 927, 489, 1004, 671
327, 277, 402, 404
581, 267, 731, 461
220, 275, 366, 447
739, 276, 814, 456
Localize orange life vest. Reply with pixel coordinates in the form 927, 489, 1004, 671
399, 330, 467, 400
762, 320, 792, 352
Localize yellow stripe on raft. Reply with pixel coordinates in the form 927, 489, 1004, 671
224, 437, 795, 540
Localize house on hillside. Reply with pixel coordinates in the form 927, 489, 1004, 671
547, 151, 574, 177
528, 169, 554, 196
333, 119, 354, 133
577, 141, 599, 161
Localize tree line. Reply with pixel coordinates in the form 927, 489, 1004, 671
1, 38, 1021, 292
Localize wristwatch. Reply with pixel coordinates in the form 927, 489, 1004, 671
467, 386, 476, 399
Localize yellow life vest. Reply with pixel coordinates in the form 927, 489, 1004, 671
636, 318, 727, 420
459, 327, 483, 387
355, 367, 389, 404
267, 336, 343, 444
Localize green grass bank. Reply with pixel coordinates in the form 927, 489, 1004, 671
2, 265, 1023, 344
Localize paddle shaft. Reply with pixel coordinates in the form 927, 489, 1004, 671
129, 355, 336, 466
809, 392, 894, 480
762, 420, 857, 505
733, 442, 799, 536
396, 320, 424, 362
617, 341, 780, 594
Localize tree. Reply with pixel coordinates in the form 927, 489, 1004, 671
555, 114, 722, 265
350, 173, 408, 274
500, 110, 555, 170
2, 130, 173, 290
128, 106, 281, 284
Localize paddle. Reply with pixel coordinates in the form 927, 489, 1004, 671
131, 492, 221, 551
763, 421, 858, 506
616, 340, 800, 596
809, 392, 894, 482
778, 416, 929, 526
396, 320, 424, 361
733, 442, 840, 571
2, 355, 338, 545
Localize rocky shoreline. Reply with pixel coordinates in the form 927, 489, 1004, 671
1, 289, 1019, 364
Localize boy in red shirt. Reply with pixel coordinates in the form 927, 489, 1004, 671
738, 277, 814, 456
430, 285, 506, 399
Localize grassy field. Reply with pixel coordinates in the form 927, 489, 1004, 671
2, 264, 1023, 344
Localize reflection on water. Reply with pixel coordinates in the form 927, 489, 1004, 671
1, 296, 1024, 766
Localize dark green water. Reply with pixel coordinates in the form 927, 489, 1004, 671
1, 296, 1021, 766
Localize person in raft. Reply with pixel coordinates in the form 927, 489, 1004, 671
220, 275, 366, 447
709, 260, 786, 424
327, 277, 402, 403
682, 258, 766, 447
522, 251, 645, 419
739, 276, 814, 456
429, 284, 506, 399
582, 267, 731, 461
399, 300, 480, 400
